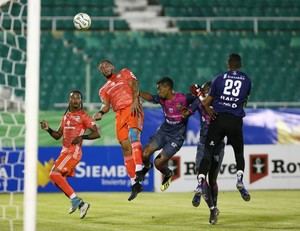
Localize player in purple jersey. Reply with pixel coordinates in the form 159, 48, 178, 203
138, 77, 196, 191
197, 54, 251, 225
182, 82, 225, 224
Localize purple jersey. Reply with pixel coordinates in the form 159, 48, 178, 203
190, 98, 211, 141
152, 92, 195, 134
209, 70, 251, 117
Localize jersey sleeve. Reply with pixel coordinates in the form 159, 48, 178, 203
185, 93, 197, 104
99, 87, 109, 104
151, 95, 161, 104
209, 76, 218, 97
121, 68, 137, 81
188, 98, 201, 113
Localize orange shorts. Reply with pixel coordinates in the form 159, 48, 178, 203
115, 106, 144, 142
53, 146, 81, 177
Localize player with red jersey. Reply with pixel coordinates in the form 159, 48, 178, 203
93, 60, 144, 201
40, 90, 100, 219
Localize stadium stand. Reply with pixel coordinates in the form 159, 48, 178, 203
41, 0, 130, 30
36, 0, 300, 109
39, 30, 300, 109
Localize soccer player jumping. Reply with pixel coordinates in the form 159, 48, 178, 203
93, 60, 144, 201
189, 82, 225, 223
138, 77, 196, 191
197, 53, 251, 224
40, 90, 100, 219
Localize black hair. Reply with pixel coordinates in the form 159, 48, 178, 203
64, 90, 83, 115
228, 53, 242, 69
156, 77, 174, 89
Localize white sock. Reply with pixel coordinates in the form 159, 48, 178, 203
237, 170, 244, 176
237, 170, 244, 181
197, 174, 206, 183
135, 164, 143, 172
70, 193, 77, 199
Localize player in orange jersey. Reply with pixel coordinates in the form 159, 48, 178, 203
93, 60, 144, 201
40, 90, 100, 219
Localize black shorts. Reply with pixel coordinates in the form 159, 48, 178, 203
205, 113, 243, 156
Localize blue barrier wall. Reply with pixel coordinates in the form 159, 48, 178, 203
1, 108, 300, 193
38, 146, 154, 192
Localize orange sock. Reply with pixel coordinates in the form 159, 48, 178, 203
49, 171, 74, 198
124, 156, 136, 178
132, 141, 143, 166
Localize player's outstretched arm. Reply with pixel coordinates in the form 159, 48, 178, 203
139, 91, 153, 102
93, 99, 110, 121
40, 120, 63, 140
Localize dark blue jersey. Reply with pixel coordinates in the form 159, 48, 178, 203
209, 70, 251, 117
190, 98, 211, 143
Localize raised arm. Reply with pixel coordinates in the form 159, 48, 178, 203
93, 98, 110, 121
128, 78, 142, 117
40, 120, 63, 140
139, 91, 154, 102
202, 95, 217, 120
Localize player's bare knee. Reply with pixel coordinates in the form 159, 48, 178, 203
120, 140, 131, 155
143, 146, 151, 157
143, 144, 155, 159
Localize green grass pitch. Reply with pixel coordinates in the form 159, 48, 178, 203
1, 190, 300, 231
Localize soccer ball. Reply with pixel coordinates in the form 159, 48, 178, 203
73, 13, 91, 30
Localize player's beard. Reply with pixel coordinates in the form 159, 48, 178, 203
70, 103, 81, 111
105, 73, 113, 79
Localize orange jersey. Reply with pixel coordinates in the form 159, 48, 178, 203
99, 68, 137, 111
60, 110, 95, 149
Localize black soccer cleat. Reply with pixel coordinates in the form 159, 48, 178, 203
209, 207, 219, 225
237, 186, 251, 202
236, 180, 251, 201
135, 163, 153, 183
128, 182, 143, 201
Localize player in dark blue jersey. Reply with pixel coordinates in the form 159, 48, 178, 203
182, 82, 225, 224
189, 82, 225, 213
197, 53, 251, 224
138, 77, 196, 191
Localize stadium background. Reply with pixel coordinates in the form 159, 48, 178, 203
0, 0, 300, 230
38, 0, 300, 193
1, 0, 300, 191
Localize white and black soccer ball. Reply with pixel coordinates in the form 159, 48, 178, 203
73, 13, 91, 30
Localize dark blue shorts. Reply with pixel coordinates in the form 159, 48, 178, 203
195, 138, 225, 174
149, 127, 185, 158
